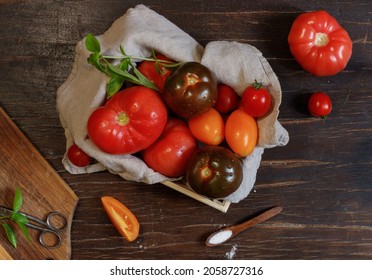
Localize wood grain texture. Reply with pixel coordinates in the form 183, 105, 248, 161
0, 108, 78, 259
0, 0, 371, 259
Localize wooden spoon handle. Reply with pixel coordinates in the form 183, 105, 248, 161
232, 206, 283, 234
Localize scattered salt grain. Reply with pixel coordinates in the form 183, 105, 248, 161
208, 229, 233, 245
225, 244, 238, 260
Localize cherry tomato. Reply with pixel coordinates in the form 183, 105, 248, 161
101, 196, 140, 242
241, 81, 271, 117
225, 109, 258, 157
188, 108, 224, 145
214, 83, 239, 114
137, 53, 175, 92
186, 146, 243, 199
67, 144, 91, 167
142, 118, 198, 177
87, 86, 167, 154
308, 92, 332, 118
163, 62, 217, 119
288, 10, 352, 76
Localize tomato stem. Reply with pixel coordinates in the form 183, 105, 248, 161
116, 112, 129, 126
315, 33, 329, 47
200, 166, 212, 179
252, 80, 263, 90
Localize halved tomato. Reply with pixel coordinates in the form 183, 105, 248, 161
101, 196, 140, 242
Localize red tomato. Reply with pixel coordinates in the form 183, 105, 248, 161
101, 196, 139, 242
214, 83, 239, 114
241, 81, 271, 117
225, 109, 258, 157
288, 10, 352, 76
137, 53, 174, 92
67, 144, 91, 167
308, 92, 332, 118
188, 108, 224, 145
142, 118, 198, 177
87, 86, 167, 154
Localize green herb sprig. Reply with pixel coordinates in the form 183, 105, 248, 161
85, 33, 180, 99
0, 187, 31, 248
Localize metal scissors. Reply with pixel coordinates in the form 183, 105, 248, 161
0, 205, 67, 249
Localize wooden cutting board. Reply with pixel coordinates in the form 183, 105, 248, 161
0, 107, 78, 259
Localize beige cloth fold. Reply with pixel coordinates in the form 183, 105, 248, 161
56, 4, 289, 203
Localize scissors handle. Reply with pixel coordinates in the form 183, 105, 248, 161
25, 211, 68, 249
45, 211, 68, 232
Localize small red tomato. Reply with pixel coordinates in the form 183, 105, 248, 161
138, 53, 175, 92
308, 92, 332, 118
142, 118, 198, 177
214, 84, 239, 114
241, 81, 271, 117
67, 144, 91, 167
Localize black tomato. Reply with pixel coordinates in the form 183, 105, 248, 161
186, 146, 243, 199
163, 62, 217, 119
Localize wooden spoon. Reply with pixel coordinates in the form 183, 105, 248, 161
206, 206, 283, 247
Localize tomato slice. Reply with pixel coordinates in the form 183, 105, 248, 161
101, 196, 140, 242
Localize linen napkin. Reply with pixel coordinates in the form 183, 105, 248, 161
56, 4, 289, 203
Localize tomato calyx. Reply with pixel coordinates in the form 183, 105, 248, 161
315, 33, 329, 47
200, 166, 212, 179
252, 80, 264, 90
116, 112, 129, 126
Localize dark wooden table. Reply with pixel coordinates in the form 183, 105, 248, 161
1, 0, 371, 260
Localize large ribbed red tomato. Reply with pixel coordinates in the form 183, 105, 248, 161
87, 86, 167, 154
288, 10, 352, 76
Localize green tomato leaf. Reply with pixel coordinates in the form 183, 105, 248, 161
130, 62, 158, 91
2, 223, 17, 248
13, 187, 22, 213
105, 61, 140, 84
85, 33, 101, 53
87, 53, 107, 74
119, 45, 126, 56
106, 77, 124, 99
119, 58, 129, 72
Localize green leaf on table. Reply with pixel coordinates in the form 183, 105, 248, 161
14, 219, 31, 242
13, 187, 22, 213
12, 212, 28, 224
85, 33, 101, 53
2, 223, 17, 248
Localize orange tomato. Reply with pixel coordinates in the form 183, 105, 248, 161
101, 196, 140, 242
225, 109, 258, 157
188, 108, 224, 145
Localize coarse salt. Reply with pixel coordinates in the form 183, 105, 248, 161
208, 229, 233, 245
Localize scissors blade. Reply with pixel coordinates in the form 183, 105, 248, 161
0, 205, 14, 216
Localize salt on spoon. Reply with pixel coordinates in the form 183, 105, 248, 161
206, 206, 283, 247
